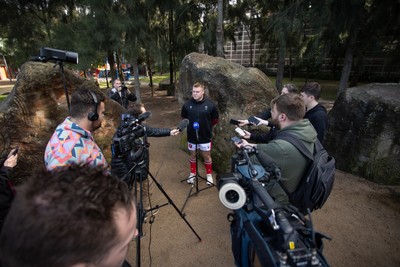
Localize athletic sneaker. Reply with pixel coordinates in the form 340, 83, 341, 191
206, 174, 213, 185
187, 173, 195, 184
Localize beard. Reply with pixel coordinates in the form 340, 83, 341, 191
271, 117, 281, 129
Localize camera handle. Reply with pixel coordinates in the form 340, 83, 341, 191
241, 146, 259, 179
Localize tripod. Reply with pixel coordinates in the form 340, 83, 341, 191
180, 124, 216, 214
125, 133, 201, 267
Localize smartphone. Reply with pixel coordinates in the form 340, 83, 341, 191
248, 116, 260, 125
230, 119, 240, 126
12, 146, 19, 156
235, 127, 246, 137
231, 136, 242, 144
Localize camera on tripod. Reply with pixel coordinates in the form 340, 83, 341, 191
31, 47, 78, 64
112, 113, 145, 156
217, 138, 330, 267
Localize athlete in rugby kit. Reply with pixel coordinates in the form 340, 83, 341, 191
181, 82, 219, 185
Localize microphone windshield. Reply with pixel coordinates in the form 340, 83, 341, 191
178, 119, 190, 131
193, 121, 199, 130
137, 111, 152, 122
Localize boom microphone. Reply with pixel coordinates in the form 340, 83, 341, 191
177, 118, 189, 131
137, 111, 152, 123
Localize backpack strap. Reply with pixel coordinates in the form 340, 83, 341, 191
275, 132, 314, 160
274, 131, 314, 196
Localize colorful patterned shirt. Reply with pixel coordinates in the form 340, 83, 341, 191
44, 117, 108, 170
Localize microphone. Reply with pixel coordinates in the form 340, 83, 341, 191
193, 121, 199, 141
256, 150, 281, 179
177, 119, 189, 131
136, 111, 152, 124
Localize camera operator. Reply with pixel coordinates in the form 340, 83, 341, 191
109, 79, 137, 109
0, 148, 18, 231
111, 103, 180, 212
236, 93, 317, 206
0, 164, 137, 267
44, 87, 108, 170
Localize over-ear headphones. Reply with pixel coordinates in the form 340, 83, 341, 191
87, 91, 99, 121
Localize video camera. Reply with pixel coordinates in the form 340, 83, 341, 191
217, 138, 330, 267
112, 112, 151, 157
31, 47, 78, 64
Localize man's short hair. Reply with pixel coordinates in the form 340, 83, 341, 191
129, 102, 145, 117
193, 82, 204, 89
70, 87, 106, 119
271, 93, 305, 121
283, 83, 298, 93
302, 82, 321, 100
0, 164, 134, 267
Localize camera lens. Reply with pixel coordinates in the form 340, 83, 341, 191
225, 190, 239, 203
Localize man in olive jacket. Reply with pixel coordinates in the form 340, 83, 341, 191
238, 93, 317, 205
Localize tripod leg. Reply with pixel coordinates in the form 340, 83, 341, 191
145, 167, 202, 241
135, 170, 144, 267
180, 185, 195, 214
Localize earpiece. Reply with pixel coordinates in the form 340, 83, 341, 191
87, 91, 99, 121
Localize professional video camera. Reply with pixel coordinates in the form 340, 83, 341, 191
31, 47, 78, 64
112, 112, 151, 157
217, 138, 330, 267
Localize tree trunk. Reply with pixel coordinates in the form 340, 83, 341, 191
338, 1, 365, 97
338, 26, 360, 97
216, 0, 225, 58
168, 9, 174, 96
108, 50, 117, 83
275, 32, 286, 91
133, 60, 141, 103
116, 50, 124, 82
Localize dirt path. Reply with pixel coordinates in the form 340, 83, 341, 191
125, 86, 400, 267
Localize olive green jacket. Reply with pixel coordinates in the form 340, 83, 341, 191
257, 119, 317, 206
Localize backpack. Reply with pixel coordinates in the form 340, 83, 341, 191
276, 132, 335, 213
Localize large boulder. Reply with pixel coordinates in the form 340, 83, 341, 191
176, 52, 278, 172
325, 83, 400, 185
0, 61, 124, 183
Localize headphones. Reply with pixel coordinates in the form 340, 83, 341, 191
87, 91, 99, 121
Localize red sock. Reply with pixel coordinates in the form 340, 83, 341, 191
204, 160, 212, 175
190, 159, 196, 174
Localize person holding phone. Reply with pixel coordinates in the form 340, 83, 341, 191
0, 147, 18, 230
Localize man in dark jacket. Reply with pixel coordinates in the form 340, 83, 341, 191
111, 102, 179, 183
181, 82, 219, 185
111, 103, 180, 223
301, 82, 328, 143
109, 79, 137, 109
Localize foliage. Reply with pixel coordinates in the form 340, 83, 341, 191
0, 0, 398, 96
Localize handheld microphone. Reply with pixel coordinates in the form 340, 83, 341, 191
177, 119, 189, 131
193, 122, 199, 141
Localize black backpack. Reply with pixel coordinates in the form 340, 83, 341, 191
276, 132, 335, 213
